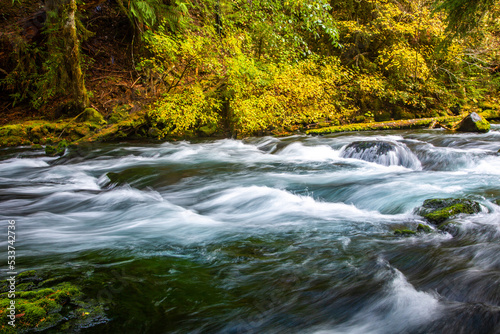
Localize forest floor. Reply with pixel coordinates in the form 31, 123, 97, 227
0, 0, 146, 126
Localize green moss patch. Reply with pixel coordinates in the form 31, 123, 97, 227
417, 223, 433, 233
306, 116, 462, 135
0, 120, 100, 148
394, 229, 417, 236
0, 270, 108, 333
417, 198, 481, 225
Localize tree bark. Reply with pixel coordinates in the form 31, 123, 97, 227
45, 0, 89, 111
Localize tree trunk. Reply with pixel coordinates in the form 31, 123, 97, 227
45, 0, 89, 111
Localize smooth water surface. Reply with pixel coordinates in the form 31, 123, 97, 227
1, 126, 500, 333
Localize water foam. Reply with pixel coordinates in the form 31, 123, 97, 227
313, 269, 441, 334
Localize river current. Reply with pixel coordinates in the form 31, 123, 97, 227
1, 126, 500, 333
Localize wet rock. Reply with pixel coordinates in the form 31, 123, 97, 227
0, 270, 108, 333
416, 198, 481, 225
437, 220, 461, 236
344, 141, 396, 155
457, 112, 490, 133
341, 141, 421, 169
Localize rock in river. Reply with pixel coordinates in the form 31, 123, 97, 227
456, 112, 490, 133
340, 140, 421, 169
416, 198, 482, 225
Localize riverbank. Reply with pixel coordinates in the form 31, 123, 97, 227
1, 108, 499, 149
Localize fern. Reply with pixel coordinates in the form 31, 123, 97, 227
130, 0, 159, 27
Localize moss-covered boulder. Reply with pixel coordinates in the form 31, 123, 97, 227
0, 270, 107, 333
457, 112, 490, 133
416, 198, 482, 225
80, 108, 106, 124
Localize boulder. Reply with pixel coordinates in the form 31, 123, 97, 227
80, 108, 106, 124
340, 141, 421, 169
416, 198, 481, 225
456, 112, 490, 133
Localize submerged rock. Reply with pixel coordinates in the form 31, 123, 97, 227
457, 112, 490, 133
437, 220, 461, 236
340, 141, 421, 169
416, 198, 481, 225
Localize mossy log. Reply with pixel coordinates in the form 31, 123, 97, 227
307, 116, 463, 135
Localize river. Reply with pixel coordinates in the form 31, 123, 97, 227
1, 126, 500, 333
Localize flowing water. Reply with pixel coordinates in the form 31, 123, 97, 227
1, 126, 500, 333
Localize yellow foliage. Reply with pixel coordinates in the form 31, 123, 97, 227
228, 57, 356, 135
377, 43, 430, 80
148, 85, 221, 137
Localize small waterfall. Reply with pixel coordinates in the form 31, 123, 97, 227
340, 141, 422, 169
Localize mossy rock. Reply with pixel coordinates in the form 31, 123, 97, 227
0, 136, 31, 147
394, 229, 417, 236
80, 108, 106, 124
0, 270, 108, 333
0, 124, 28, 137
417, 223, 432, 233
457, 112, 490, 133
45, 140, 69, 157
417, 198, 481, 225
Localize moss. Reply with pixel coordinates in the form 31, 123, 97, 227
45, 140, 68, 156
18, 303, 46, 326
394, 229, 417, 236
418, 198, 481, 225
0, 272, 107, 332
307, 116, 462, 135
476, 118, 491, 132
479, 109, 500, 120
417, 223, 432, 233
0, 136, 30, 147
457, 112, 490, 133
81, 108, 106, 124
17, 288, 54, 300
108, 105, 131, 124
